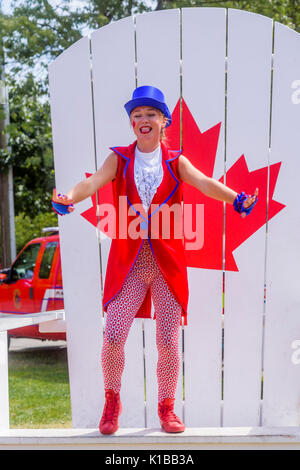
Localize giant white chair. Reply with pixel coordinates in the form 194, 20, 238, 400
48, 7, 300, 434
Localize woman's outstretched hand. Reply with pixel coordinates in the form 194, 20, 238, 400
241, 187, 259, 218
52, 189, 75, 215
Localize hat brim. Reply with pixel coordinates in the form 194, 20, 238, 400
124, 97, 172, 127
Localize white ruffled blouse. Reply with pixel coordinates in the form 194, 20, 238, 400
134, 145, 163, 213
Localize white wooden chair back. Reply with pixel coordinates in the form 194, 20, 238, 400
48, 8, 300, 429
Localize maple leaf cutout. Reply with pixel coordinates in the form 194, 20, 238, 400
81, 98, 285, 272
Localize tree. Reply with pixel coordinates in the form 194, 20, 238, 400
1, 0, 151, 82
0, 74, 54, 218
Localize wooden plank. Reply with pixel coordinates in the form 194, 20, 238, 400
2, 426, 300, 450
0, 311, 64, 332
48, 37, 104, 428
135, 9, 183, 426
223, 9, 273, 426
136, 9, 180, 112
143, 316, 183, 429
90, 17, 145, 427
143, 318, 156, 428
0, 331, 9, 430
262, 22, 300, 426
181, 7, 226, 427
90, 16, 136, 281
120, 319, 146, 428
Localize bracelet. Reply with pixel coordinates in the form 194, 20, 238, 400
51, 196, 73, 216
233, 192, 257, 216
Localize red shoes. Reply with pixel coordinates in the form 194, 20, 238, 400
158, 398, 185, 433
99, 392, 184, 434
99, 389, 122, 435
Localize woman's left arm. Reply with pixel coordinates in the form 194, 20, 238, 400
178, 155, 258, 212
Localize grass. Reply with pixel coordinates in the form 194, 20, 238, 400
8, 346, 72, 428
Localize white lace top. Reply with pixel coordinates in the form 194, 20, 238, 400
134, 145, 163, 213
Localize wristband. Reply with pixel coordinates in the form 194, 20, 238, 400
51, 194, 73, 216
233, 192, 257, 216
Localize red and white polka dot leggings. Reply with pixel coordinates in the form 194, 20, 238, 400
101, 239, 182, 402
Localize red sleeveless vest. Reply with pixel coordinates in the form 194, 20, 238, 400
102, 140, 189, 325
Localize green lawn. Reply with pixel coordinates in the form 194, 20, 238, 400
8, 346, 72, 428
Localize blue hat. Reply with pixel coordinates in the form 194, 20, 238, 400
124, 86, 172, 127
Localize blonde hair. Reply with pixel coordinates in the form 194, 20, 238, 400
157, 109, 168, 141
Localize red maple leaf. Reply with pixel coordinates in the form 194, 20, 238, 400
81, 176, 114, 231
81, 98, 285, 272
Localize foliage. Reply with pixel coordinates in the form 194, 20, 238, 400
15, 210, 58, 254
157, 0, 299, 32
1, 0, 84, 77
1, 75, 54, 217
76, 0, 152, 31
1, 0, 152, 80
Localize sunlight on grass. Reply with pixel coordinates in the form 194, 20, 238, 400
8, 347, 72, 428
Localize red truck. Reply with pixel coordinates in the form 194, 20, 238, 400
0, 228, 65, 341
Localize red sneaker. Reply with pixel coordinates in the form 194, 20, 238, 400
99, 389, 122, 435
158, 398, 185, 433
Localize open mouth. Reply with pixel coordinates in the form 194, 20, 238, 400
139, 126, 152, 135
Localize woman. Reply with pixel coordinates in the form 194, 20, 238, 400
52, 85, 258, 435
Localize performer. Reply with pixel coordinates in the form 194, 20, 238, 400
52, 86, 258, 435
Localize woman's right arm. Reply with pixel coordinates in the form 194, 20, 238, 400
66, 152, 118, 204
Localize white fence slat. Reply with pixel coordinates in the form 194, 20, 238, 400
91, 17, 136, 156
143, 320, 157, 428
119, 320, 146, 427
223, 9, 273, 426
47, 8, 300, 432
48, 37, 104, 428
262, 22, 300, 426
136, 9, 181, 111
0, 311, 64, 331
143, 319, 183, 429
185, 269, 223, 426
135, 9, 183, 425
181, 7, 226, 427
0, 331, 9, 430
90, 16, 136, 282
91, 16, 145, 427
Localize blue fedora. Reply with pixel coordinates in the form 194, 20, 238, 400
124, 86, 172, 127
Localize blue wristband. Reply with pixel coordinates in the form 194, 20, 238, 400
233, 192, 257, 216
51, 200, 73, 216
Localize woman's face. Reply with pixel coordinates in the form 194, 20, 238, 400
130, 106, 166, 143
